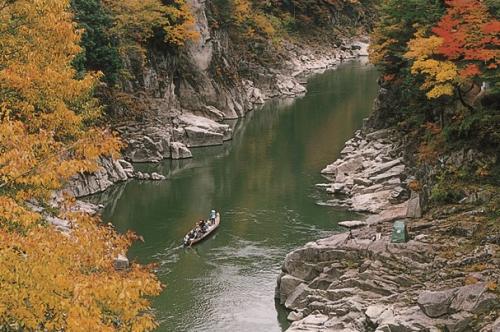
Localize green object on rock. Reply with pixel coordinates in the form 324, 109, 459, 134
391, 220, 408, 243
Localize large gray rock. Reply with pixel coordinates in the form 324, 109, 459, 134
285, 283, 309, 309
125, 137, 164, 162
351, 190, 393, 213
335, 157, 365, 182
450, 283, 498, 314
278, 275, 305, 304
46, 215, 71, 233
184, 126, 224, 147
418, 289, 457, 318
365, 304, 395, 326
170, 142, 192, 159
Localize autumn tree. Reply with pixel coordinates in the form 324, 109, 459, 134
0, 0, 161, 330
405, 0, 499, 106
102, 0, 198, 48
72, 0, 198, 85
368, 0, 444, 74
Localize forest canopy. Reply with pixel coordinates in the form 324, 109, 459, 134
0, 0, 162, 330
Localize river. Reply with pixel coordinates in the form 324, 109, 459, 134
92, 60, 378, 332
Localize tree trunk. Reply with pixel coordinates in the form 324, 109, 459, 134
455, 85, 475, 113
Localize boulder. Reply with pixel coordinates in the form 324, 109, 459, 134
450, 283, 498, 314
170, 142, 192, 159
418, 289, 457, 318
279, 275, 305, 304
46, 216, 71, 232
288, 313, 330, 331
72, 200, 100, 215
351, 190, 393, 213
365, 304, 395, 326
335, 157, 364, 181
184, 126, 224, 147
285, 283, 309, 309
151, 172, 166, 180
125, 138, 163, 162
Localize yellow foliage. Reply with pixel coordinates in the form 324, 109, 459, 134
163, 0, 200, 46
103, 0, 199, 48
0, 0, 162, 330
231, 0, 278, 40
405, 34, 443, 60
405, 34, 459, 99
0, 214, 162, 331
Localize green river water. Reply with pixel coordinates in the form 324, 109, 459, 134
92, 60, 378, 332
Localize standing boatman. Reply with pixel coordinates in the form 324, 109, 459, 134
210, 209, 216, 223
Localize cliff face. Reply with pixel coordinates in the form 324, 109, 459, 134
108, 0, 371, 163
65, 0, 373, 197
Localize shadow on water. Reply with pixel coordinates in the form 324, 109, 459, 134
90, 60, 378, 332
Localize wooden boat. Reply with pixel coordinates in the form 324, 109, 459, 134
183, 212, 220, 247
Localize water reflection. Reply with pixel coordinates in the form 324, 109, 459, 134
92, 61, 378, 332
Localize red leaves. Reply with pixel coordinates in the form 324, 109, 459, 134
430, 0, 499, 79
459, 64, 481, 78
482, 21, 500, 35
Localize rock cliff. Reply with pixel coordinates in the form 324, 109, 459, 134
67, 0, 370, 197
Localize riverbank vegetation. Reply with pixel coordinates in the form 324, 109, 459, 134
369, 0, 499, 213
0, 0, 163, 330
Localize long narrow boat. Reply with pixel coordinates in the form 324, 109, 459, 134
183, 212, 220, 247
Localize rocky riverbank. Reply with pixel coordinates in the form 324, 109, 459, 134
67, 36, 369, 198
115, 39, 369, 165
318, 127, 420, 225
277, 125, 499, 331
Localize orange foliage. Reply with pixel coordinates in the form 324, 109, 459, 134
405, 0, 499, 99
0, 0, 162, 330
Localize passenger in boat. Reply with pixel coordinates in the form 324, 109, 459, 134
198, 220, 207, 233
